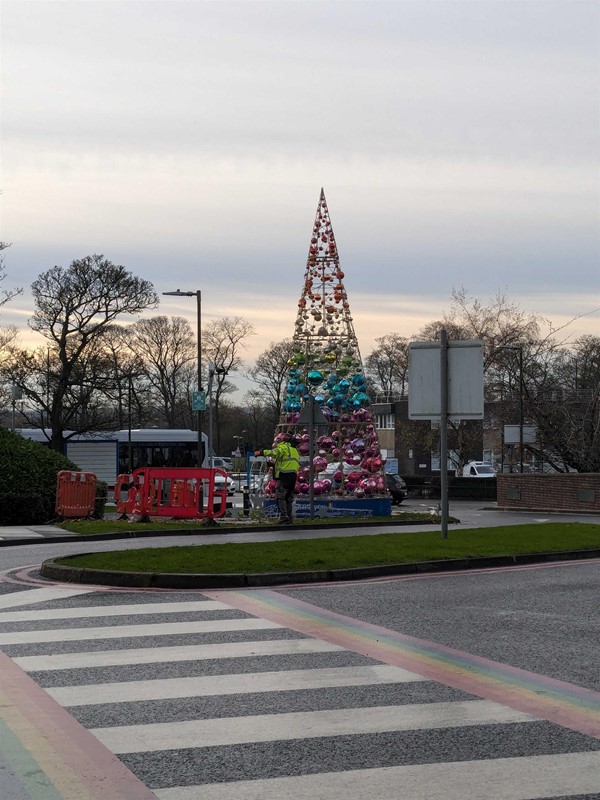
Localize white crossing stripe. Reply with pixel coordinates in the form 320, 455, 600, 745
48, 664, 425, 706
153, 750, 600, 800
92, 700, 534, 753
0, 586, 94, 610
0, 600, 230, 622
14, 637, 344, 671
0, 617, 281, 645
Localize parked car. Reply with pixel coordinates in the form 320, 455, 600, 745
386, 473, 407, 504
213, 473, 236, 496
211, 457, 233, 471
462, 461, 496, 478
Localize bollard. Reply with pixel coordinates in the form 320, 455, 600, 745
242, 487, 251, 517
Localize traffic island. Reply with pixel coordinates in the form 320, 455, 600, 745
40, 547, 600, 589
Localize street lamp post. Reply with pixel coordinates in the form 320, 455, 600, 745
207, 362, 227, 469
162, 290, 203, 467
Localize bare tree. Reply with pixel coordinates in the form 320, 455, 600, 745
129, 315, 197, 428
247, 338, 296, 423
7, 255, 157, 451
0, 242, 22, 310
364, 334, 410, 400
411, 288, 600, 472
523, 335, 600, 472
97, 325, 151, 430
418, 288, 542, 367
203, 316, 255, 453
240, 390, 275, 450
0, 242, 21, 390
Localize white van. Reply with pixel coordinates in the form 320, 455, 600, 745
462, 461, 496, 478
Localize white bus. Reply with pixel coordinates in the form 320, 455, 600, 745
15, 428, 208, 488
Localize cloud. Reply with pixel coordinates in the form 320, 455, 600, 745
1, 0, 597, 385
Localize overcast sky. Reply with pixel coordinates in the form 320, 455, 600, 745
1, 0, 598, 393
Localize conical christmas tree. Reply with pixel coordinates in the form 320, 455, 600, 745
264, 189, 390, 510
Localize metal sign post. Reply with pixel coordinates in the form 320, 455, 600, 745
409, 335, 484, 539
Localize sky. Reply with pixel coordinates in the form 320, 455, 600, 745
1, 0, 599, 398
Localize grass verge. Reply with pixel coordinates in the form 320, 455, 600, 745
58, 512, 440, 535
55, 522, 599, 574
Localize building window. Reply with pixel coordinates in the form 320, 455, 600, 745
375, 413, 395, 430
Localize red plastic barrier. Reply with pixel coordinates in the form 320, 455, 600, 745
114, 474, 137, 517
128, 467, 228, 520
55, 471, 97, 519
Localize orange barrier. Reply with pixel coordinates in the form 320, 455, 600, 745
55, 470, 97, 519
125, 467, 228, 520
114, 474, 136, 517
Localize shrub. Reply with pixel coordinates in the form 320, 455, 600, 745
0, 428, 79, 524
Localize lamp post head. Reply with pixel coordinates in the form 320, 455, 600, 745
162, 290, 196, 297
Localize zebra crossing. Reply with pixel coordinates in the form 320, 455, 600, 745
1, 584, 599, 799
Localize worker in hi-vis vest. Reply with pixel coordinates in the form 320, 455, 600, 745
255, 433, 300, 525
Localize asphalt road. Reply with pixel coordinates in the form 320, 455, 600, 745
1, 505, 599, 799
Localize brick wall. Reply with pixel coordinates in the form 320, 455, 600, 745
497, 473, 600, 513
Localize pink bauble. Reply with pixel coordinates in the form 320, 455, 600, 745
375, 477, 386, 492
354, 486, 366, 497
333, 470, 343, 482
299, 442, 310, 455
321, 478, 332, 493
313, 455, 328, 472
313, 480, 324, 496
301, 433, 310, 442
299, 482, 310, 494
369, 457, 382, 472
361, 478, 377, 494
332, 447, 341, 459
266, 479, 277, 495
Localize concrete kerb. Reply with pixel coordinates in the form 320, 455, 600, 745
0, 516, 444, 547
39, 548, 600, 589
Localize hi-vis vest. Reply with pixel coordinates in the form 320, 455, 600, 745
263, 442, 300, 477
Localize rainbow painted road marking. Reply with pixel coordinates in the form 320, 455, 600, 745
0, 651, 157, 800
206, 588, 600, 740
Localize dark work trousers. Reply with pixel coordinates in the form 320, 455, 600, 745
276, 472, 297, 521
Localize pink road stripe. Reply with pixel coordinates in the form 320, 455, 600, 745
0, 651, 158, 799
205, 589, 600, 740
